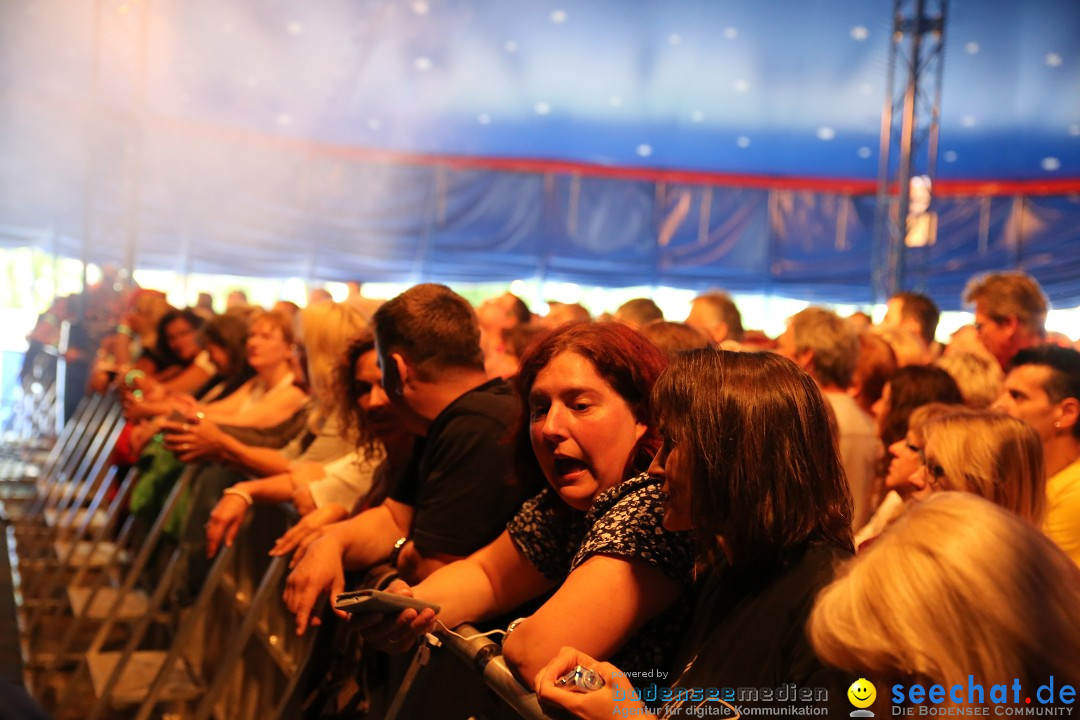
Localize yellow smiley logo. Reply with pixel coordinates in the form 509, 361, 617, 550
847, 678, 876, 709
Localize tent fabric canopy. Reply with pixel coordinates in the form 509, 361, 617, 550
1, 0, 1078, 309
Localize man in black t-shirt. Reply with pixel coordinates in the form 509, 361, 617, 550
283, 284, 528, 634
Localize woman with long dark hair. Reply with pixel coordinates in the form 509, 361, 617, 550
536, 349, 854, 718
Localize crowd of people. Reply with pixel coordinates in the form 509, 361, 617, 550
32, 268, 1080, 715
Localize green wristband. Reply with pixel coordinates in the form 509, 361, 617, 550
124, 369, 146, 388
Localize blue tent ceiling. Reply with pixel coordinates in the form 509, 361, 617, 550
1, 0, 1078, 308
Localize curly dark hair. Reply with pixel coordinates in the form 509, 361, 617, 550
334, 332, 380, 455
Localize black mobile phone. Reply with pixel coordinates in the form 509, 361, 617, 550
333, 589, 440, 615
380, 355, 402, 396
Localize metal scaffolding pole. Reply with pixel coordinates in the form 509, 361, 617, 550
872, 0, 948, 302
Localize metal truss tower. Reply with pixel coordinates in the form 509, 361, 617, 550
873, 0, 948, 302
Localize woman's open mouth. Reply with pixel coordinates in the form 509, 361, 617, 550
553, 456, 589, 479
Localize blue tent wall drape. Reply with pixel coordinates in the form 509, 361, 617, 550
3, 0, 1079, 309
656, 186, 770, 290
4, 132, 1080, 309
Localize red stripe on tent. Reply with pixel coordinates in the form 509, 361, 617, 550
153, 114, 1080, 197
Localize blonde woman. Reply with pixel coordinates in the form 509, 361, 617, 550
295, 301, 368, 434
128, 310, 309, 529
810, 493, 1080, 709
179, 309, 307, 428
854, 402, 966, 549
164, 303, 365, 475
911, 411, 1045, 524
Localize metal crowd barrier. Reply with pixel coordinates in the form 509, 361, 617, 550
382, 622, 548, 720
183, 499, 317, 720
3, 388, 556, 718
3, 390, 319, 718
150, 494, 551, 720
44, 473, 313, 720
1, 370, 58, 465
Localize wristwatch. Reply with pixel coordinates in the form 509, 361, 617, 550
388, 536, 409, 566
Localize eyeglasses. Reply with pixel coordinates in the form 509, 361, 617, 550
918, 448, 947, 486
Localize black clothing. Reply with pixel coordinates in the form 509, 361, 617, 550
666, 543, 852, 717
390, 378, 525, 557
507, 473, 695, 677
507, 473, 694, 583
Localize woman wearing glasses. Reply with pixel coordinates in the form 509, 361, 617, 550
855, 402, 965, 548
909, 410, 1045, 524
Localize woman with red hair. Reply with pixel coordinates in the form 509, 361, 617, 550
359, 322, 694, 687
534, 349, 854, 719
